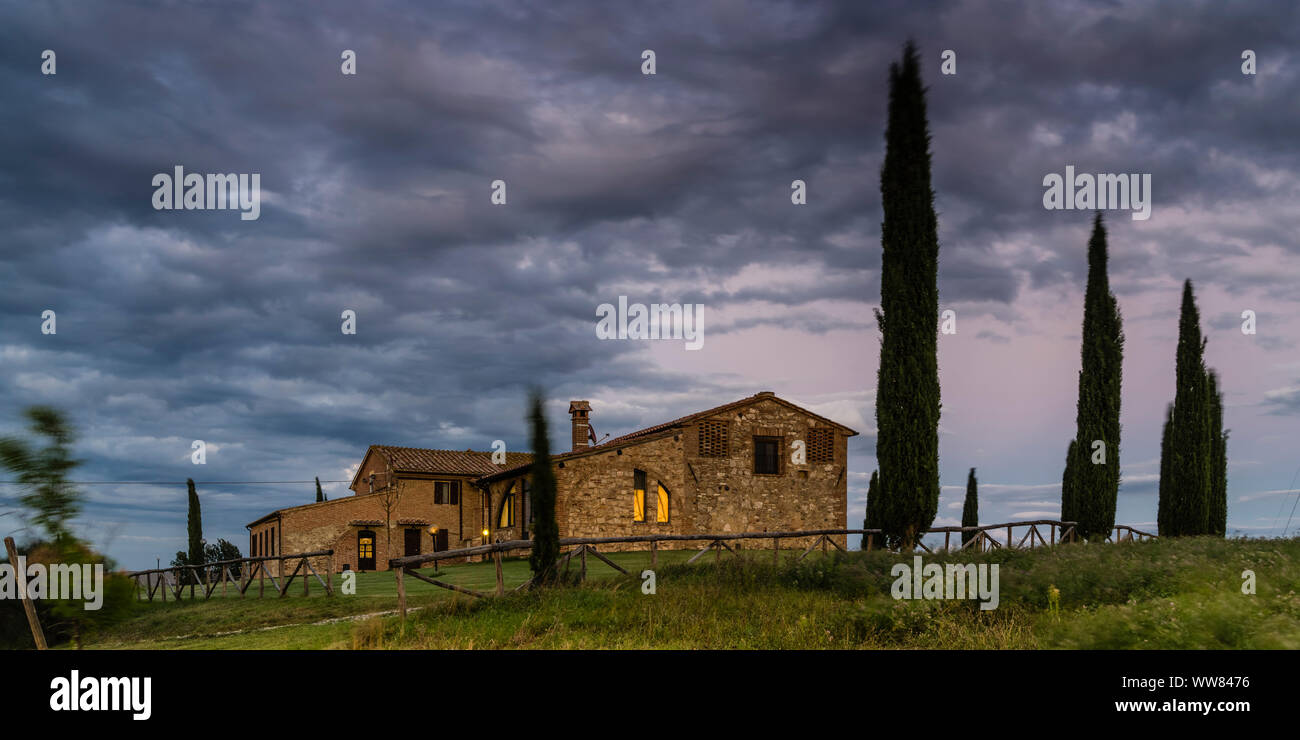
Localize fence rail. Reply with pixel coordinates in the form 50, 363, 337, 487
386, 519, 1157, 619
127, 550, 335, 601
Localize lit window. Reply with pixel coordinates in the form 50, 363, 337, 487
498, 482, 516, 528
633, 470, 646, 522
657, 483, 670, 523
358, 536, 373, 559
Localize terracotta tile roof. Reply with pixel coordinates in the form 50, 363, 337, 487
478, 391, 858, 482
370, 445, 534, 477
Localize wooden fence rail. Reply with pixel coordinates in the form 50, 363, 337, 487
127, 550, 334, 602
384, 519, 1151, 619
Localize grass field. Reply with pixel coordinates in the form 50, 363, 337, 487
78, 536, 1300, 649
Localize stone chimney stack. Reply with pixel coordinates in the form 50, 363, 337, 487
569, 400, 592, 452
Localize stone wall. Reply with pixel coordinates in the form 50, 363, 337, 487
485, 397, 849, 553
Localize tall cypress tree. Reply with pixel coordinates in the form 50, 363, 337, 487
961, 468, 978, 549
527, 390, 560, 583
315, 476, 324, 503
862, 470, 881, 550
1159, 280, 1212, 536
874, 40, 941, 551
1061, 214, 1124, 541
1206, 370, 1228, 536
186, 478, 203, 583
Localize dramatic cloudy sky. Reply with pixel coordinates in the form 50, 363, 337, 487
2, 0, 1298, 568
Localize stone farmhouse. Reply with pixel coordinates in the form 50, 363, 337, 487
246, 391, 857, 573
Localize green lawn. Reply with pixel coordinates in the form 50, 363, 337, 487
87, 548, 707, 649
79, 536, 1300, 650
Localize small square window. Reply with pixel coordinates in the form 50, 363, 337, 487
699, 420, 729, 457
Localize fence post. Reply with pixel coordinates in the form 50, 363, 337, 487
867, 533, 874, 552
773, 537, 779, 565
303, 557, 310, 596
494, 541, 504, 597
1007, 526, 1013, 549
580, 545, 587, 582
651, 539, 658, 568
326, 553, 334, 596
221, 564, 228, 597
259, 561, 265, 597
4, 537, 47, 650
396, 566, 407, 620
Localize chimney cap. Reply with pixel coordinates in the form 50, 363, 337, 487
755, 391, 775, 397
569, 400, 592, 413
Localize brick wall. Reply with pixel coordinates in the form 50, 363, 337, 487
250, 474, 484, 574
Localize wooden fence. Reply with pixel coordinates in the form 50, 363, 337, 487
385, 519, 1155, 619
127, 550, 335, 601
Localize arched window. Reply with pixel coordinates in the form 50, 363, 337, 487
497, 482, 516, 528
657, 483, 670, 523
633, 469, 646, 522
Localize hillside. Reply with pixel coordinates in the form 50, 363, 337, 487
76, 536, 1300, 650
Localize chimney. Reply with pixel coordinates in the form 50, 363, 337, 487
569, 400, 592, 452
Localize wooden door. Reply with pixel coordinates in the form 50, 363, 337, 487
357, 530, 376, 570
404, 528, 421, 557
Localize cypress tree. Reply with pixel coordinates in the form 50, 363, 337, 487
874, 40, 941, 551
1160, 280, 1212, 536
1206, 370, 1228, 536
1156, 403, 1174, 535
186, 478, 203, 583
527, 390, 560, 583
961, 468, 978, 549
1061, 439, 1078, 531
863, 470, 881, 550
1062, 214, 1124, 541
315, 476, 324, 503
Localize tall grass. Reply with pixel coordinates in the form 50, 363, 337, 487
82, 536, 1300, 649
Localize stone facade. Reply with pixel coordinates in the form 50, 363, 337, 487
249, 392, 856, 572
482, 393, 854, 552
